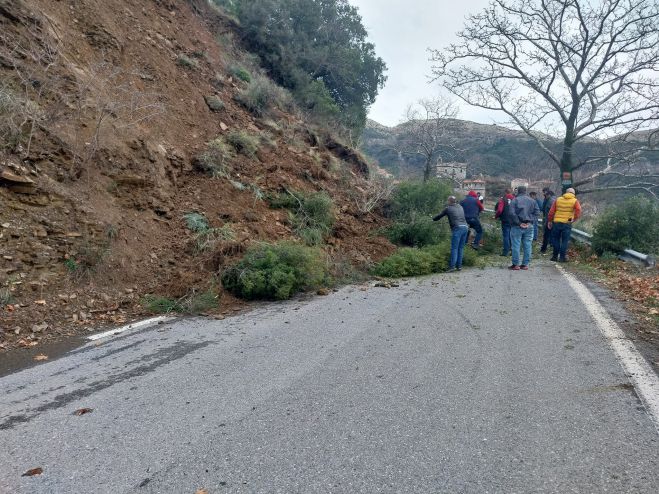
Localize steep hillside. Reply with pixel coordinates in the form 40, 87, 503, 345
0, 0, 393, 350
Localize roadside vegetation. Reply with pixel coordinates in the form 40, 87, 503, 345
210, 0, 387, 137
221, 242, 329, 300
591, 196, 658, 257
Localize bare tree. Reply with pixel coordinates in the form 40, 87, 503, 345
397, 96, 460, 182
430, 0, 659, 197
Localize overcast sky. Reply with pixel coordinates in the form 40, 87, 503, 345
351, 0, 495, 127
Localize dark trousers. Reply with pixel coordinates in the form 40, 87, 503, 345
540, 222, 552, 252
552, 222, 572, 260
466, 217, 483, 247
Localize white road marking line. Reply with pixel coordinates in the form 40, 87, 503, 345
86, 316, 174, 341
558, 265, 659, 432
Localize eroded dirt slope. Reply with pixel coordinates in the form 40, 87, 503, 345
0, 0, 394, 350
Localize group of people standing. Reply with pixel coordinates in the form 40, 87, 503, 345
433, 186, 582, 272
495, 186, 582, 269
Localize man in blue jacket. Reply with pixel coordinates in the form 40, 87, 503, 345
509, 186, 540, 270
460, 190, 484, 250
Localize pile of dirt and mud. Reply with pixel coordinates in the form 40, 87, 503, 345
0, 0, 395, 351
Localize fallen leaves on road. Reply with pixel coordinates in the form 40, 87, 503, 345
73, 408, 94, 416
33, 354, 49, 361
21, 467, 43, 477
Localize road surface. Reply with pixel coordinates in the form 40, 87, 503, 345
1, 262, 658, 493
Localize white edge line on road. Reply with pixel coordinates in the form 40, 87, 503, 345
557, 265, 659, 432
86, 316, 174, 342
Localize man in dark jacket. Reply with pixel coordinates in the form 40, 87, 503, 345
433, 196, 469, 272
540, 189, 556, 254
460, 190, 484, 249
494, 189, 515, 256
509, 186, 540, 270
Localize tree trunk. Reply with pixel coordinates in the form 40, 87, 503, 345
423, 157, 432, 182
559, 130, 576, 193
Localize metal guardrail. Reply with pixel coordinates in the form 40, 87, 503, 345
569, 228, 656, 268
483, 208, 655, 268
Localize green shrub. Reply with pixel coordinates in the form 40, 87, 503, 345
372, 240, 479, 278
295, 79, 340, 121
235, 75, 293, 117
222, 242, 328, 300
389, 180, 453, 220
592, 195, 659, 255
372, 244, 449, 278
176, 54, 198, 70
229, 65, 251, 82
289, 191, 335, 246
226, 130, 259, 157
195, 138, 233, 177
385, 217, 443, 247
204, 95, 225, 112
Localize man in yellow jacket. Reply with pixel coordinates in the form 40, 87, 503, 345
547, 187, 582, 262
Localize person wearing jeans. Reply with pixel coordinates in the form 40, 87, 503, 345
508, 186, 540, 270
547, 188, 582, 262
510, 224, 533, 268
433, 196, 469, 271
495, 189, 515, 256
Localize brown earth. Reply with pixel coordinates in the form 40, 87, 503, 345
0, 0, 395, 351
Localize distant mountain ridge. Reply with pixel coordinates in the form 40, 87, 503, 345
361, 118, 559, 180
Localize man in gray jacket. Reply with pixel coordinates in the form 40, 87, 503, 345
509, 186, 540, 270
433, 196, 469, 272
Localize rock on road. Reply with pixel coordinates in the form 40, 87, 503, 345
1, 263, 658, 493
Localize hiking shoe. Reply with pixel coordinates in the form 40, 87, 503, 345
470, 244, 479, 250
520, 265, 529, 270
559, 258, 568, 263
456, 267, 462, 271
508, 265, 520, 271
447, 267, 456, 273
550, 257, 558, 262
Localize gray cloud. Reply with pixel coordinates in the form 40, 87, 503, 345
351, 0, 498, 126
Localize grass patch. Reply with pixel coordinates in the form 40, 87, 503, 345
142, 289, 219, 314
0, 286, 13, 306
226, 130, 259, 158
183, 212, 235, 253
194, 138, 233, 177
204, 95, 225, 112
286, 190, 335, 246
235, 75, 294, 117
176, 54, 198, 70
222, 241, 328, 300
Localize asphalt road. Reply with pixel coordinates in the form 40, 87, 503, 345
1, 262, 658, 493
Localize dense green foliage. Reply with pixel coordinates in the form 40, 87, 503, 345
213, 0, 386, 133
384, 180, 452, 247
591, 196, 659, 255
222, 242, 328, 300
372, 242, 477, 278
